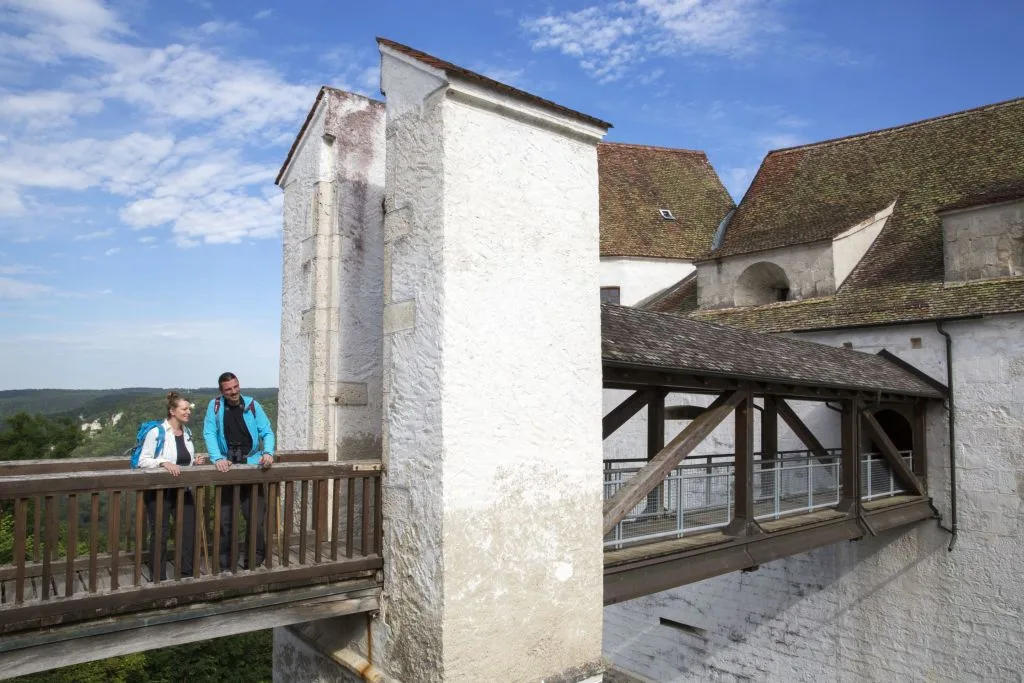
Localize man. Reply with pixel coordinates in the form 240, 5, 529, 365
204, 372, 275, 570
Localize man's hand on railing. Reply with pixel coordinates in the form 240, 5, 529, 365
259, 454, 273, 470
215, 459, 231, 473
160, 462, 182, 477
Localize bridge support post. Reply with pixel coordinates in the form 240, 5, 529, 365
726, 387, 760, 537
837, 398, 861, 513
645, 388, 667, 513
760, 396, 778, 499
371, 42, 610, 682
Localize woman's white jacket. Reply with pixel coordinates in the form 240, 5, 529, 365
136, 419, 196, 469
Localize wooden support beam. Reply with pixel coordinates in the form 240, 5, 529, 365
725, 389, 759, 537
759, 397, 778, 499
777, 399, 834, 463
861, 410, 925, 495
837, 398, 861, 513
603, 389, 747, 536
602, 391, 649, 440
664, 405, 708, 421
646, 389, 667, 512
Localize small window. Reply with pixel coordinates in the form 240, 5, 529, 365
910, 337, 923, 349
659, 208, 675, 220
776, 287, 790, 302
842, 342, 853, 349
600, 287, 621, 305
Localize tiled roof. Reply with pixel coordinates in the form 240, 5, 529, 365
599, 143, 735, 259
602, 304, 943, 398
657, 97, 1024, 331
377, 37, 612, 130
643, 272, 698, 313
687, 277, 1024, 333
705, 97, 1024, 292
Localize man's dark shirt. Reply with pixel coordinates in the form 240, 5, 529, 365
224, 401, 253, 458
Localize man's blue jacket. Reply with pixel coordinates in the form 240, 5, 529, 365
203, 395, 276, 465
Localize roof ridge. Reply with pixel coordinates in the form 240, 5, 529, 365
768, 95, 1024, 156
600, 141, 706, 155
376, 36, 612, 130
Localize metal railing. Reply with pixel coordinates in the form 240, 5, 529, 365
604, 448, 915, 548
0, 456, 382, 634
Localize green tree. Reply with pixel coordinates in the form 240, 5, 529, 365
0, 412, 84, 460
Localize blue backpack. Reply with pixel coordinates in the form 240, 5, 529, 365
128, 420, 166, 469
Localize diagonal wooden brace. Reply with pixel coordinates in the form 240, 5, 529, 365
603, 391, 649, 440
603, 388, 748, 536
778, 399, 834, 463
861, 409, 925, 495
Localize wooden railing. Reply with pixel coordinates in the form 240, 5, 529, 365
0, 454, 382, 634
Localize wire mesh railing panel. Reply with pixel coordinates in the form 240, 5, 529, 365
754, 456, 840, 521
861, 451, 913, 500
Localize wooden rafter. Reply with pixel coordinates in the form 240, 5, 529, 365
602, 391, 649, 440
603, 388, 748, 535
861, 409, 925, 495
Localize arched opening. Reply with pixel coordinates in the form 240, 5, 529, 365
866, 408, 913, 452
735, 262, 791, 306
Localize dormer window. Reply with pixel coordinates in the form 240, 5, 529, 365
659, 209, 675, 220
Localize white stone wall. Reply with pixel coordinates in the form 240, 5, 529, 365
604, 314, 1024, 683
380, 46, 607, 682
942, 198, 1024, 281
697, 241, 833, 309
599, 257, 695, 306
277, 90, 385, 456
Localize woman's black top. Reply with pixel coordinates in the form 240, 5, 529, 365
174, 433, 190, 466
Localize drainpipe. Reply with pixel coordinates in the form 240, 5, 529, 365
936, 322, 958, 552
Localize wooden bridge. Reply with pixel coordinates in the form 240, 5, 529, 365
600, 305, 945, 604
0, 452, 381, 678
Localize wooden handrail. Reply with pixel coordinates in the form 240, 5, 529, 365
0, 450, 330, 476
0, 461, 379, 497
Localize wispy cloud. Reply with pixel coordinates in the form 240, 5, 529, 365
522, 0, 780, 81
104, 247, 120, 256
0, 0, 374, 246
254, 9, 273, 21
0, 263, 47, 275
73, 228, 115, 241
0, 276, 52, 300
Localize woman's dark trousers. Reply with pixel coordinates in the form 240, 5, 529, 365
144, 488, 196, 581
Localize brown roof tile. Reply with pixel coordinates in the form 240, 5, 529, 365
377, 37, 612, 130
602, 304, 943, 397
599, 143, 735, 259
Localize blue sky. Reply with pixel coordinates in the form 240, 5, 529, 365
0, 0, 1022, 390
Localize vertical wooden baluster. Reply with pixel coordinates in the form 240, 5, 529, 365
151, 490, 164, 582
298, 481, 309, 564
311, 480, 319, 542
42, 495, 55, 600
174, 488, 184, 580
14, 498, 27, 604
212, 486, 222, 576
264, 483, 276, 570
331, 478, 341, 561
32, 496, 41, 564
109, 491, 121, 591
361, 478, 371, 557
282, 481, 294, 567
374, 475, 383, 556
89, 493, 100, 592
314, 480, 325, 564
248, 484, 258, 570
230, 486, 240, 573
192, 487, 204, 578
66, 493, 78, 597
134, 492, 143, 586
346, 479, 356, 559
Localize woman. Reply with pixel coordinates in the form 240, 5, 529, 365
136, 392, 206, 580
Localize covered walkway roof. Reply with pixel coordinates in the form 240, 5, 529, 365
601, 304, 945, 400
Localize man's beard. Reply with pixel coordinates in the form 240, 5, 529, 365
226, 395, 242, 406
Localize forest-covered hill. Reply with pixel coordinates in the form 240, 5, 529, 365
0, 387, 278, 458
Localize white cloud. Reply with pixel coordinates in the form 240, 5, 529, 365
523, 0, 779, 81
73, 228, 115, 241
104, 247, 120, 256
254, 9, 272, 20
0, 275, 52, 300
0, 1, 368, 246
0, 263, 46, 275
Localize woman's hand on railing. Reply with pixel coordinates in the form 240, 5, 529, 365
160, 462, 182, 477
194, 453, 209, 465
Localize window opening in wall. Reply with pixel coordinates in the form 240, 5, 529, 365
777, 287, 790, 302
910, 337, 923, 349
659, 617, 707, 637
735, 262, 791, 307
659, 208, 675, 220
601, 286, 621, 305
866, 409, 914, 452
842, 342, 853, 349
